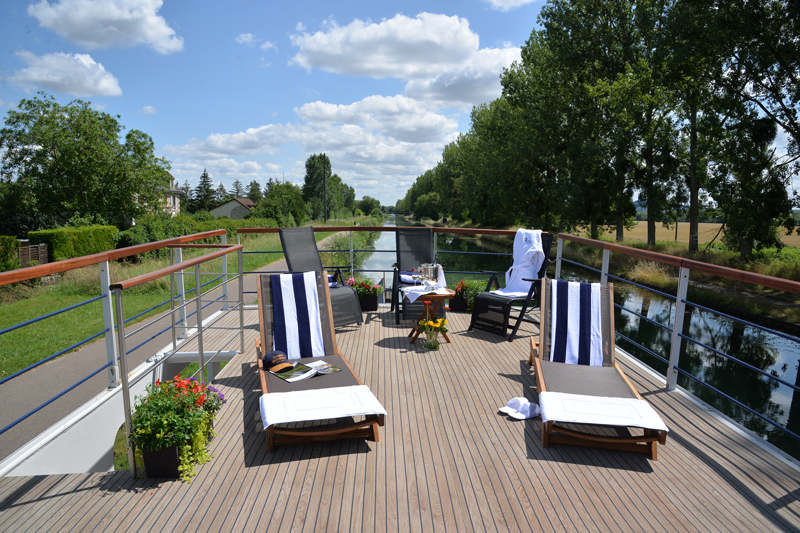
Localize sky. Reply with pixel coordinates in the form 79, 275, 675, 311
0, 0, 546, 207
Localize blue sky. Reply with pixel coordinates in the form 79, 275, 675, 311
0, 0, 545, 206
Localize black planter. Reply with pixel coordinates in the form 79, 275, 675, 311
449, 295, 468, 312
143, 446, 180, 478
359, 294, 379, 312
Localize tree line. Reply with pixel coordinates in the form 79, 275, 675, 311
398, 0, 798, 257
0, 93, 381, 236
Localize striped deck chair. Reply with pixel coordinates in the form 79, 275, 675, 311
530, 279, 668, 460
255, 271, 386, 453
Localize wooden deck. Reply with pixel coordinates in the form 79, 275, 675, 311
1, 306, 800, 532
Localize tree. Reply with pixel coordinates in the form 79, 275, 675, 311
193, 169, 215, 212
180, 180, 193, 201
247, 181, 306, 226
0, 92, 171, 231
216, 183, 229, 203
231, 180, 245, 198
357, 196, 381, 216
247, 180, 262, 203
301, 154, 356, 220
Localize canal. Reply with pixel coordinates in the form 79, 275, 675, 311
357, 215, 800, 459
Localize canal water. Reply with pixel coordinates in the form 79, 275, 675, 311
358, 215, 800, 459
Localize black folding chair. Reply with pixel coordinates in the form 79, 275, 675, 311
279, 227, 363, 328
468, 231, 553, 342
391, 227, 445, 324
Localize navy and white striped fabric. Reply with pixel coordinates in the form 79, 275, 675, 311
271, 272, 325, 360
549, 280, 603, 366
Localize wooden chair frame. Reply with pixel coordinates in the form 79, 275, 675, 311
255, 272, 384, 453
530, 279, 667, 460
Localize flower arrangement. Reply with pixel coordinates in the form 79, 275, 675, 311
129, 375, 226, 482
447, 279, 488, 309
346, 277, 383, 297
419, 300, 448, 350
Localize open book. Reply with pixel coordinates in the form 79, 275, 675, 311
270, 360, 342, 382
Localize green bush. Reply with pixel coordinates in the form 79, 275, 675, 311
29, 225, 119, 262
0, 236, 21, 272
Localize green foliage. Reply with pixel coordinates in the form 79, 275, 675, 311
447, 279, 488, 309
357, 196, 381, 215
0, 92, 171, 232
247, 181, 306, 226
346, 277, 382, 297
302, 154, 356, 220
0, 236, 20, 272
191, 169, 216, 212
30, 225, 118, 262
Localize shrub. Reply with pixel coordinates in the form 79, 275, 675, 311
30, 225, 118, 262
0, 236, 21, 272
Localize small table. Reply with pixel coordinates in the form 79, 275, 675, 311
403, 289, 455, 344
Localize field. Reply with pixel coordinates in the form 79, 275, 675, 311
601, 221, 800, 248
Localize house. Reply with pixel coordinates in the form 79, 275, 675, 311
210, 198, 255, 219
161, 174, 183, 217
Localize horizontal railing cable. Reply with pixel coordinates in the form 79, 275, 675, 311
614, 303, 673, 333
682, 299, 800, 346
0, 361, 113, 436
675, 366, 800, 442
605, 273, 677, 300
0, 294, 106, 336
614, 331, 670, 365
0, 328, 109, 386
558, 257, 603, 275
677, 332, 800, 393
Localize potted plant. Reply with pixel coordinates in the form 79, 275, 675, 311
347, 277, 382, 312
448, 280, 469, 312
419, 300, 448, 350
129, 375, 225, 481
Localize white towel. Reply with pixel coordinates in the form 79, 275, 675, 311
494, 229, 544, 297
271, 272, 325, 360
539, 391, 668, 432
549, 280, 602, 367
259, 385, 387, 428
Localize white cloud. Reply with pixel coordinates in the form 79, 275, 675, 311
295, 22, 306, 32
93, 103, 107, 110
236, 33, 258, 46
260, 41, 277, 51
295, 95, 458, 143
140, 105, 157, 114
289, 13, 519, 109
485, 0, 539, 10
290, 13, 478, 79
405, 46, 520, 108
28, 0, 183, 54
10, 51, 122, 96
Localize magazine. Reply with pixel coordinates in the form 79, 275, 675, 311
271, 360, 342, 382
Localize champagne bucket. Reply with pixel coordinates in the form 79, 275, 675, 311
419, 263, 439, 282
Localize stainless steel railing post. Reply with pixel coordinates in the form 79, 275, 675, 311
170, 248, 177, 352
667, 266, 691, 390
99, 260, 119, 389
555, 237, 563, 279
114, 288, 136, 479
349, 231, 354, 279
601, 249, 610, 284
195, 265, 206, 382
239, 247, 245, 353
221, 234, 229, 311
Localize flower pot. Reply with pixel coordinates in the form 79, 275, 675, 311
424, 330, 440, 351
359, 294, 379, 312
143, 445, 181, 478
449, 295, 467, 312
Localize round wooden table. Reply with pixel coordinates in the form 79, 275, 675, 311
403, 289, 455, 344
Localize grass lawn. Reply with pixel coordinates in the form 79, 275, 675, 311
0, 222, 354, 379
599, 221, 800, 248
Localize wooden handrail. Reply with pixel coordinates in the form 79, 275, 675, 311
109, 245, 243, 291
558, 233, 800, 295
0, 229, 226, 286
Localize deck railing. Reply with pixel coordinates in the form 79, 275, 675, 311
555, 233, 800, 446
0, 230, 232, 439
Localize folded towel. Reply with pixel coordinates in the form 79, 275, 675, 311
260, 385, 387, 428
539, 391, 668, 432
271, 272, 325, 360
549, 280, 602, 366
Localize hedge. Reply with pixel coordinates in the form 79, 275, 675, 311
29, 225, 119, 262
0, 235, 21, 272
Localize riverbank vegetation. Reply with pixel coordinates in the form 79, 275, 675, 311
0, 216, 374, 379
398, 0, 799, 259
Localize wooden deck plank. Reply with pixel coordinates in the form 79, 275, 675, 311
2, 306, 800, 533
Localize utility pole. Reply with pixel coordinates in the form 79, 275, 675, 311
323, 153, 328, 223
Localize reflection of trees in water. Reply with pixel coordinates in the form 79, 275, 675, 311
436, 233, 513, 279
615, 286, 793, 453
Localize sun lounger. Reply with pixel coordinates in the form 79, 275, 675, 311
255, 271, 385, 453
530, 279, 668, 459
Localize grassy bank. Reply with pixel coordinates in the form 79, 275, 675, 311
0, 217, 367, 379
